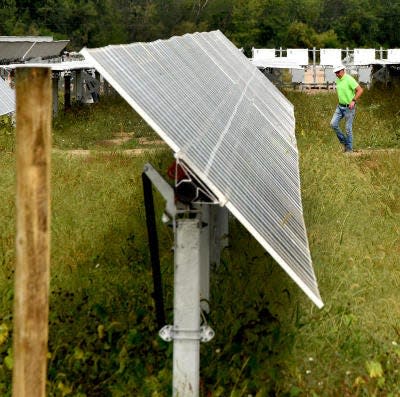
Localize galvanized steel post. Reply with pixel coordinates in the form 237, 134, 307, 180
51, 72, 59, 115
173, 218, 202, 397
198, 205, 210, 313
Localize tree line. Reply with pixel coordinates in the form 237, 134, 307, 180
1, 0, 400, 53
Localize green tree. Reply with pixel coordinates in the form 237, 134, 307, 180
83, 0, 128, 46
315, 29, 339, 48
1, 0, 397, 50
230, 0, 269, 51
320, 0, 382, 47
0, 0, 17, 35
117, 0, 167, 42
376, 0, 400, 47
285, 21, 318, 48
200, 0, 233, 32
340, 0, 382, 47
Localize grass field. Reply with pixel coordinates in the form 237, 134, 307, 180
0, 85, 400, 396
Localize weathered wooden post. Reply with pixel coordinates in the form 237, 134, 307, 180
13, 67, 52, 397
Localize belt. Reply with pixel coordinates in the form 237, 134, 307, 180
339, 103, 350, 107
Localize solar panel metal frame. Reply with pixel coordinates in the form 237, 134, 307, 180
2, 60, 95, 72
0, 77, 15, 116
0, 36, 53, 42
81, 30, 323, 308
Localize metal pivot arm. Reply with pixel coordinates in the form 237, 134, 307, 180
143, 163, 176, 218
142, 169, 169, 329
142, 163, 178, 329
141, 162, 177, 329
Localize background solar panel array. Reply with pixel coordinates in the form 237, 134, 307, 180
3, 60, 95, 72
0, 40, 69, 63
0, 77, 15, 116
81, 30, 323, 307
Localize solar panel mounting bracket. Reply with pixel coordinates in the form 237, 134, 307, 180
159, 324, 215, 343
173, 158, 221, 206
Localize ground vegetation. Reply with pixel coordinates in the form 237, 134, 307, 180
0, 85, 400, 395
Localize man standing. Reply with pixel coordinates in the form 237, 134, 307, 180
330, 65, 364, 153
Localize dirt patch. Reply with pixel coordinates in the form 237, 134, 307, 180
94, 133, 167, 148
95, 132, 134, 147
354, 148, 400, 156
53, 147, 165, 157
52, 148, 91, 157
52, 131, 168, 157
137, 137, 166, 146
359, 158, 381, 171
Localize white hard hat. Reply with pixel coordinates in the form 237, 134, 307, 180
333, 64, 345, 73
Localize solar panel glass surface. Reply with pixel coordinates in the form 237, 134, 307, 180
0, 77, 15, 115
81, 31, 323, 307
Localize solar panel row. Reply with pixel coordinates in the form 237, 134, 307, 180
0, 40, 69, 63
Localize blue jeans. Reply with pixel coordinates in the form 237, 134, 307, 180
330, 105, 356, 151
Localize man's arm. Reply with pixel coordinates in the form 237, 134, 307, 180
350, 85, 363, 109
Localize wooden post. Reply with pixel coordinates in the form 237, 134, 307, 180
13, 67, 52, 397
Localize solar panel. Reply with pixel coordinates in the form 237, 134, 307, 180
320, 48, 342, 66
81, 30, 323, 308
287, 49, 309, 65
0, 39, 69, 63
251, 57, 304, 69
0, 77, 15, 116
25, 40, 69, 59
0, 42, 33, 62
353, 48, 376, 65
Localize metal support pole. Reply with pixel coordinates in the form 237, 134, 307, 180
144, 164, 215, 397
71, 71, 76, 100
312, 47, 316, 85
195, 204, 210, 313
75, 70, 83, 102
64, 73, 71, 112
51, 72, 59, 116
173, 218, 202, 397
209, 205, 229, 266
104, 79, 110, 96
95, 71, 101, 82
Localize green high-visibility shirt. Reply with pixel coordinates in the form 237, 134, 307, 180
336, 74, 359, 104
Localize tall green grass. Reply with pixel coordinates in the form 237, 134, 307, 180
0, 88, 399, 396
52, 97, 158, 150
284, 88, 400, 396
